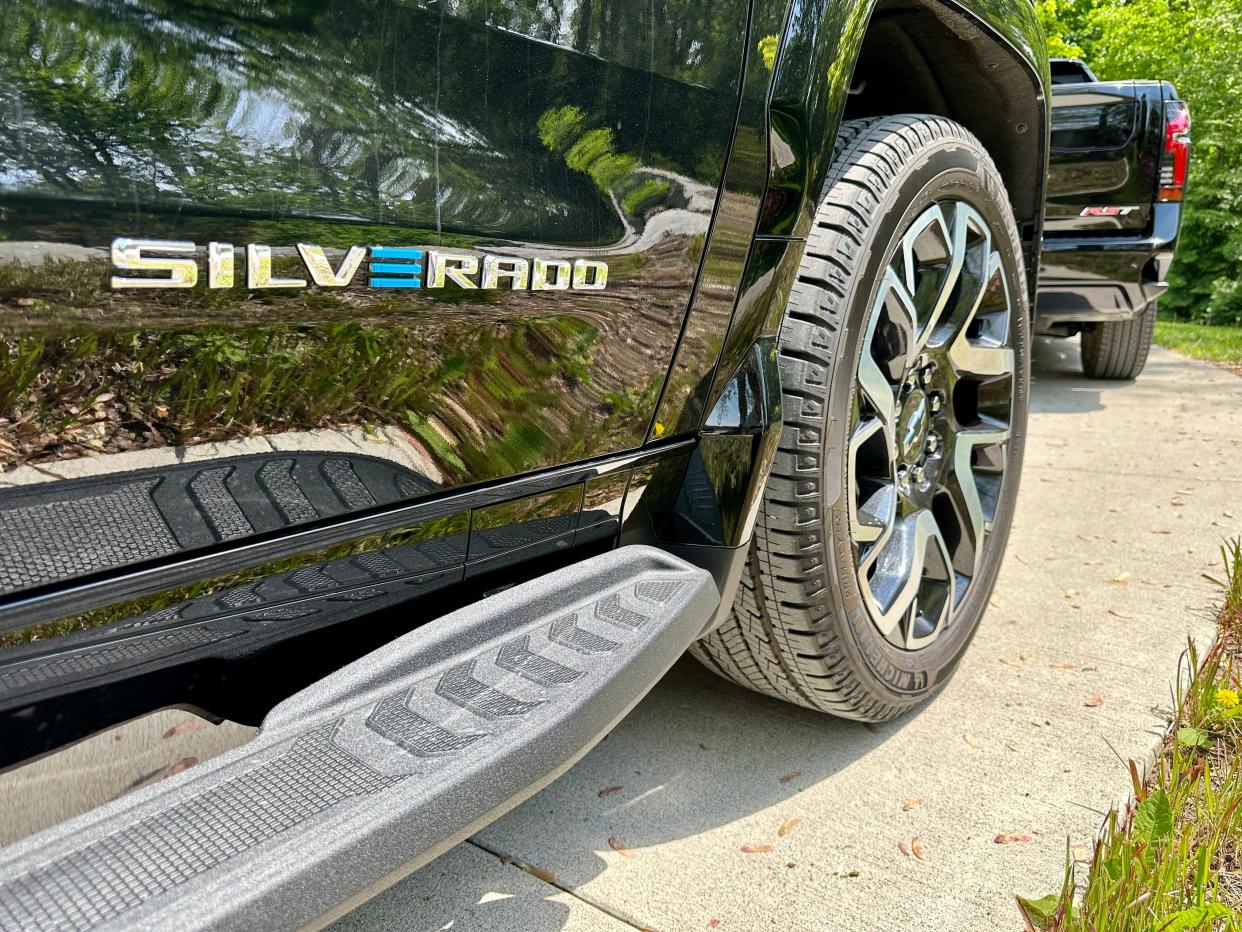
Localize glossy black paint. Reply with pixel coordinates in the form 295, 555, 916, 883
0, 0, 752, 753
1036, 79, 1184, 329
1036, 203, 1181, 328
1044, 80, 1169, 233
0, 441, 689, 768
0, 0, 1051, 769
0, 0, 749, 578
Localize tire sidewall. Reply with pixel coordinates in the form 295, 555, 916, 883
814, 136, 1031, 701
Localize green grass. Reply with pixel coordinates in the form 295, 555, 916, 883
1155, 318, 1242, 366
1016, 539, 1242, 931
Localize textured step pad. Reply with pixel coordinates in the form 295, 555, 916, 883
0, 452, 435, 593
0, 546, 717, 931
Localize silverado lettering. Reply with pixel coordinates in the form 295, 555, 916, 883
109, 238, 609, 291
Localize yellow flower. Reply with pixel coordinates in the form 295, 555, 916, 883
1215, 688, 1239, 710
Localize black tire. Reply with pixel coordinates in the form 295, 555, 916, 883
1080, 303, 1156, 379
690, 115, 1030, 721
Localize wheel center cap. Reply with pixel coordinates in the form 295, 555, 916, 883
898, 388, 930, 463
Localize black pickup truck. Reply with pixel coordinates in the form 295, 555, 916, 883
1038, 57, 1191, 379
0, 1, 1052, 927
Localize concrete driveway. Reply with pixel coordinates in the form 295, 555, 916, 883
333, 340, 1241, 931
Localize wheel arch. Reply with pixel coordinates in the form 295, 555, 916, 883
763, 0, 1049, 299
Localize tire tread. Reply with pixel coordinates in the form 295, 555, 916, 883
689, 114, 1024, 722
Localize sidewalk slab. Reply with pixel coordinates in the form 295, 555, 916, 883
463, 341, 1236, 931
331, 842, 632, 932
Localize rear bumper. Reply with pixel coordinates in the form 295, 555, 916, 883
1035, 203, 1182, 330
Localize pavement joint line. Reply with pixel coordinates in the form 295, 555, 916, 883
466, 838, 655, 932
1023, 465, 1238, 484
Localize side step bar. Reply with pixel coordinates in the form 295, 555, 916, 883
0, 546, 717, 931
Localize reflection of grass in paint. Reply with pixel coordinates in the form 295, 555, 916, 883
1, 307, 618, 480
405, 413, 468, 474
621, 178, 673, 216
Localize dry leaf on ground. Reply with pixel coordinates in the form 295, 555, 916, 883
741, 844, 773, 854
994, 833, 1034, 844
598, 785, 624, 797
911, 837, 926, 860
778, 770, 805, 784
778, 818, 801, 838
528, 865, 556, 884
158, 757, 197, 780
903, 796, 924, 812
608, 837, 637, 859
162, 720, 201, 739
1085, 695, 1104, 707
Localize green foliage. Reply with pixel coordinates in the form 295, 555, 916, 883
1155, 316, 1242, 363
1176, 725, 1212, 748
1016, 543, 1242, 930
1040, 0, 1242, 326
1035, 0, 1085, 58
1130, 787, 1173, 844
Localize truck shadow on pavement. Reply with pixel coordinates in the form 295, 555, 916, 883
1029, 336, 1106, 415
338, 656, 919, 931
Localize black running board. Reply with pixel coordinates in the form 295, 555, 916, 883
0, 546, 716, 931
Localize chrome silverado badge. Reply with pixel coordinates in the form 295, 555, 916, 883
109, 239, 608, 291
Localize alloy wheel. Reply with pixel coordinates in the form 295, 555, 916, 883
848, 201, 1015, 651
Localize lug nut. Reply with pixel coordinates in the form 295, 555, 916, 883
911, 464, 925, 484
896, 466, 910, 485
926, 433, 940, 454
929, 394, 943, 414
919, 361, 937, 387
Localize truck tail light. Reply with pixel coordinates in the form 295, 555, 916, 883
1158, 99, 1190, 202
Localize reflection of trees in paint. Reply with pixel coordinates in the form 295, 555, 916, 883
0, 238, 698, 480
758, 35, 779, 71
538, 106, 673, 219
0, 0, 746, 241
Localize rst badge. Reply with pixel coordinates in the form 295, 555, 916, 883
109, 239, 609, 292
1079, 206, 1139, 217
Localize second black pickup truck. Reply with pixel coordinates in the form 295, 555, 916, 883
1037, 58, 1191, 379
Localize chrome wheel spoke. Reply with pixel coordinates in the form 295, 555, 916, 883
860, 268, 917, 414
848, 416, 897, 545
861, 510, 955, 647
948, 250, 1014, 379
846, 199, 1016, 652
902, 203, 962, 353
943, 425, 1010, 580
949, 340, 1014, 379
